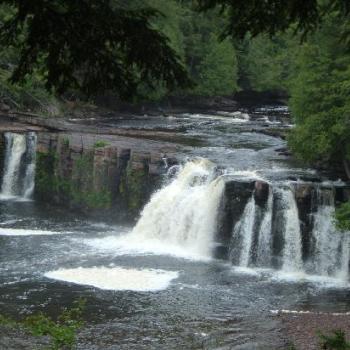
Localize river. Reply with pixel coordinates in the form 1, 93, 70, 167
0, 105, 349, 349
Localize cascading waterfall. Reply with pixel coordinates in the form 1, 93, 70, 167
228, 181, 349, 282
127, 159, 225, 259
0, 132, 37, 199
279, 187, 303, 273
312, 187, 350, 279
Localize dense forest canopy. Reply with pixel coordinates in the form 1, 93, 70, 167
0, 1, 350, 226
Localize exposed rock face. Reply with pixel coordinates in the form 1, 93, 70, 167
34, 132, 179, 218
254, 180, 269, 207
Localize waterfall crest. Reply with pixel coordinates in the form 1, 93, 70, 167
0, 132, 37, 199
128, 159, 225, 259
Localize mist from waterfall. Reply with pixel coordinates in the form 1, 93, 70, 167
0, 132, 37, 199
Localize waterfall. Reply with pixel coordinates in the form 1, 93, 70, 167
231, 189, 273, 268
1, 133, 27, 196
23, 132, 37, 198
227, 181, 349, 282
256, 189, 273, 267
279, 188, 303, 273
127, 159, 225, 259
312, 188, 350, 280
0, 132, 37, 199
231, 196, 256, 267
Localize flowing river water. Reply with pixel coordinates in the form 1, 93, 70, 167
0, 106, 350, 349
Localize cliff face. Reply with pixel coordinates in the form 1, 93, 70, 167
35, 132, 179, 218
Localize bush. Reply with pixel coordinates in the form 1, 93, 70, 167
0, 298, 86, 350
319, 330, 350, 350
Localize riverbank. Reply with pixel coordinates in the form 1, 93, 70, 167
277, 311, 350, 349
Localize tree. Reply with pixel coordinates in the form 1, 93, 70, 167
0, 0, 191, 98
287, 14, 350, 177
235, 34, 297, 91
192, 0, 350, 41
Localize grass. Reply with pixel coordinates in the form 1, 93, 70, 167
93, 140, 109, 148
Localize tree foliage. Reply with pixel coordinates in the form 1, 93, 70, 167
192, 0, 350, 41
287, 14, 350, 170
0, 0, 190, 98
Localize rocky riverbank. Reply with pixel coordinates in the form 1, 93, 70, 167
277, 311, 350, 349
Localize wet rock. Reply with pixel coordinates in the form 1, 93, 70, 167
0, 103, 10, 112
216, 180, 255, 259
294, 184, 314, 261
275, 147, 292, 156
0, 325, 50, 350
34, 131, 177, 218
254, 181, 269, 207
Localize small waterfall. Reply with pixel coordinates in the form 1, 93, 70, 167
231, 189, 273, 268
312, 188, 350, 279
279, 188, 303, 272
256, 189, 273, 266
23, 133, 37, 198
128, 159, 225, 258
0, 132, 37, 199
225, 179, 349, 282
1, 133, 27, 196
231, 196, 256, 267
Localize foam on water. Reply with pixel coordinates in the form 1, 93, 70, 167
45, 267, 179, 291
271, 270, 350, 288
0, 228, 68, 236
83, 234, 213, 261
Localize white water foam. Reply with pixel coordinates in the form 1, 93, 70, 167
83, 159, 224, 260
45, 267, 179, 291
0, 228, 67, 236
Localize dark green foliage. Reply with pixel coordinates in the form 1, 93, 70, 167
0, 0, 190, 98
235, 34, 297, 91
192, 0, 350, 42
93, 140, 109, 148
0, 298, 86, 350
134, 0, 239, 98
35, 151, 112, 210
287, 14, 350, 170
319, 330, 350, 350
119, 163, 150, 212
285, 14, 350, 230
335, 202, 350, 231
